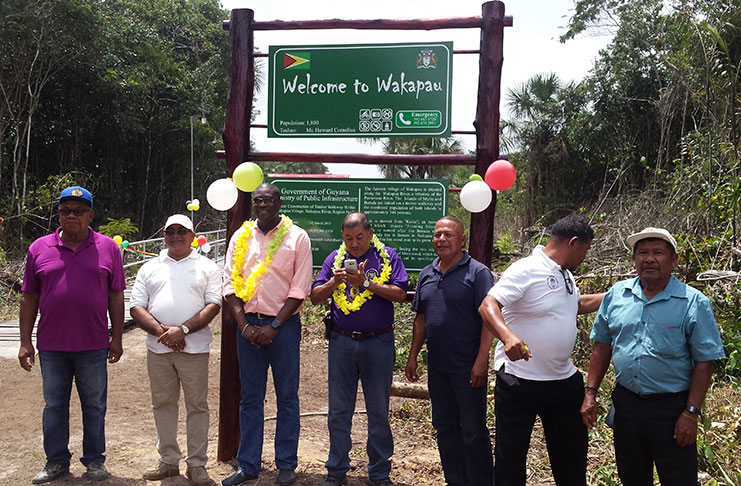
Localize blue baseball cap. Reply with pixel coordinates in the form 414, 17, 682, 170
59, 186, 93, 209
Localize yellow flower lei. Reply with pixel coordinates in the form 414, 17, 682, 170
332, 235, 393, 315
231, 215, 293, 302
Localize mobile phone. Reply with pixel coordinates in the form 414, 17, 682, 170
344, 259, 358, 273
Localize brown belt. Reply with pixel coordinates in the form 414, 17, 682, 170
332, 325, 393, 341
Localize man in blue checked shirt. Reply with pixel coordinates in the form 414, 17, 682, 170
581, 227, 725, 486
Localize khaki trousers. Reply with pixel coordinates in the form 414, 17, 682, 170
147, 350, 209, 467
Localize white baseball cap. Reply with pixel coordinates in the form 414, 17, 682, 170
627, 227, 677, 252
164, 214, 194, 232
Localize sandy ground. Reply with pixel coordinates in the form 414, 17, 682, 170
0, 319, 447, 486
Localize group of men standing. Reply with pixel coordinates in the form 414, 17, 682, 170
19, 183, 725, 486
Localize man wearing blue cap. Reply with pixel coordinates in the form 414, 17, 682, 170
19, 186, 126, 483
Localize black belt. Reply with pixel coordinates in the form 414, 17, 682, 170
332, 325, 393, 341
246, 312, 276, 320
616, 383, 685, 399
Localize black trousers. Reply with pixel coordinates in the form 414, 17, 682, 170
612, 384, 697, 486
494, 367, 587, 486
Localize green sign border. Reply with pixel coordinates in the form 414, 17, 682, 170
268, 42, 453, 138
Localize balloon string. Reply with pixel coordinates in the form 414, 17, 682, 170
123, 247, 158, 257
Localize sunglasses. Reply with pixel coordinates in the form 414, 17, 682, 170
59, 207, 90, 216
559, 268, 574, 295
253, 196, 276, 204
164, 228, 190, 236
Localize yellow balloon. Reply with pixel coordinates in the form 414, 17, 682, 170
192, 204, 200, 211
232, 162, 264, 192
191, 239, 199, 247
113, 235, 123, 245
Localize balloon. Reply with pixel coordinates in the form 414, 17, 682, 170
197, 235, 207, 246
191, 238, 199, 248
206, 178, 239, 211
484, 159, 517, 191
459, 180, 492, 213
122, 240, 130, 248
186, 203, 194, 211
113, 235, 123, 246
192, 203, 200, 211
469, 174, 484, 182
201, 242, 212, 254
232, 162, 263, 192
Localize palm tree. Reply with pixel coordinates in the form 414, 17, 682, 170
378, 137, 464, 179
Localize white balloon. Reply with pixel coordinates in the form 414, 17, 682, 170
459, 180, 492, 213
206, 178, 238, 211
201, 242, 212, 254
191, 198, 200, 207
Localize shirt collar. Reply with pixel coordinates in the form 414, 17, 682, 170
54, 226, 94, 249
630, 275, 684, 302
159, 248, 199, 262
432, 251, 471, 275
532, 245, 560, 270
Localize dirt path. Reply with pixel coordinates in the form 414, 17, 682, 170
0, 319, 445, 485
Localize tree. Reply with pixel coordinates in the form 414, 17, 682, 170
377, 137, 464, 179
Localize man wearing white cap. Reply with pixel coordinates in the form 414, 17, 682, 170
581, 227, 725, 486
130, 214, 222, 486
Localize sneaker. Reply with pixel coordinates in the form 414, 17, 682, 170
368, 478, 395, 486
321, 475, 347, 486
86, 462, 109, 481
277, 469, 297, 485
32, 464, 69, 484
221, 469, 259, 486
187, 465, 215, 486
143, 461, 180, 480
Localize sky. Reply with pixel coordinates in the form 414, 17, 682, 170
218, 0, 612, 177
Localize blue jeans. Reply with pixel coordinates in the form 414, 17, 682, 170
39, 349, 109, 467
236, 313, 301, 475
326, 330, 395, 480
428, 368, 493, 486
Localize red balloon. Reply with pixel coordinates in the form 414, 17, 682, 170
484, 159, 517, 190
197, 235, 207, 246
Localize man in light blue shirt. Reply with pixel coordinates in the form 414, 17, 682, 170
581, 227, 725, 486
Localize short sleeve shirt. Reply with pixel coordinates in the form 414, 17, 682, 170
487, 245, 581, 380
591, 276, 725, 394
130, 249, 222, 354
412, 252, 494, 373
313, 244, 408, 333
22, 228, 127, 351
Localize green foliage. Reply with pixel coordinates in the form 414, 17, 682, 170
98, 218, 140, 239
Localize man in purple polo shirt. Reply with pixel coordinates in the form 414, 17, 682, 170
311, 212, 408, 486
18, 186, 126, 484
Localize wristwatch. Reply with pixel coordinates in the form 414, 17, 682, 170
270, 319, 282, 329
181, 324, 190, 335
362, 278, 371, 289
685, 404, 700, 415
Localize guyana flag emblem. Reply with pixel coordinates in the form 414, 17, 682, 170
283, 53, 310, 69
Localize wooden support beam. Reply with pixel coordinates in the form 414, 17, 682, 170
223, 16, 513, 31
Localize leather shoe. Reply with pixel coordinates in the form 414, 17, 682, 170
221, 469, 258, 486
143, 461, 179, 480
277, 469, 297, 485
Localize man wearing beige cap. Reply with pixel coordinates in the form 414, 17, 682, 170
581, 227, 725, 486
130, 214, 222, 486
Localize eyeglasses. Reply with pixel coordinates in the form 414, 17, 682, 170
59, 207, 90, 216
253, 196, 276, 204
164, 228, 190, 236
559, 268, 574, 295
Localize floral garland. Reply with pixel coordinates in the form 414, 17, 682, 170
231, 215, 293, 302
332, 235, 392, 315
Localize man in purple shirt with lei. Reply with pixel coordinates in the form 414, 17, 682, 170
18, 186, 126, 484
311, 212, 408, 486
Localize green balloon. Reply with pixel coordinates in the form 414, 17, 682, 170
122, 240, 130, 248
469, 174, 484, 182
232, 162, 264, 192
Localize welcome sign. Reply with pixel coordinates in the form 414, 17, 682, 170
268, 42, 453, 138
